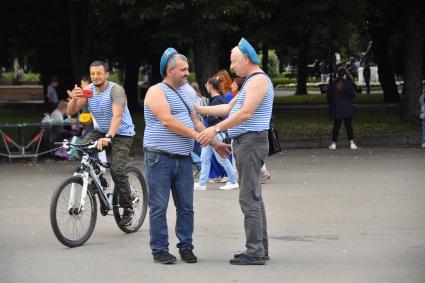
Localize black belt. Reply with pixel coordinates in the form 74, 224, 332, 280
143, 147, 189, 159
233, 130, 268, 142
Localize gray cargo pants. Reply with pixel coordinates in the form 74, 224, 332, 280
82, 131, 133, 208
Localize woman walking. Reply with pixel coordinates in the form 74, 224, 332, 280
194, 77, 238, 191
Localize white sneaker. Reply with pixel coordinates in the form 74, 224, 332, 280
219, 176, 229, 183
194, 182, 206, 191
422, 143, 425, 148
350, 141, 358, 150
219, 182, 239, 190
328, 143, 336, 150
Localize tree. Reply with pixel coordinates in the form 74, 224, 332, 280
155, 0, 252, 95
366, 1, 402, 103
67, 0, 95, 82
259, 0, 364, 95
401, 2, 425, 122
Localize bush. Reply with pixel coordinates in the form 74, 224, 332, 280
271, 77, 296, 86
281, 71, 296, 78
23, 72, 40, 82
1, 71, 40, 82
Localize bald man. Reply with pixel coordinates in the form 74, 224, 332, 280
197, 38, 274, 265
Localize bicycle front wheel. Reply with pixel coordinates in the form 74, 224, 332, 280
113, 166, 148, 233
50, 176, 97, 247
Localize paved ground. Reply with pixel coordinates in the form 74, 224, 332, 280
1, 148, 424, 283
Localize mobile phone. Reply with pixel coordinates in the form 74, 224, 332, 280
82, 89, 93, 98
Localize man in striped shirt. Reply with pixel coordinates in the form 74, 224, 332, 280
197, 38, 274, 265
143, 48, 229, 264
67, 60, 136, 226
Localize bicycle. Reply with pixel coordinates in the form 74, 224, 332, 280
50, 140, 148, 248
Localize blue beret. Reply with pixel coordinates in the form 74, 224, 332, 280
160, 47, 178, 78
237, 38, 259, 65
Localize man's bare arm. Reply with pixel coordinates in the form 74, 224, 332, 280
145, 85, 199, 139
195, 96, 237, 117
197, 76, 269, 146
66, 86, 87, 115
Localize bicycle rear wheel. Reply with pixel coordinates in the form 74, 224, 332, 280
50, 176, 97, 247
113, 166, 148, 233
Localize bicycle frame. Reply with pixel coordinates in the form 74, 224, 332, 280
62, 141, 112, 214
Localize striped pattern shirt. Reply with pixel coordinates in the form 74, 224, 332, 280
87, 82, 135, 136
143, 83, 194, 156
228, 73, 274, 138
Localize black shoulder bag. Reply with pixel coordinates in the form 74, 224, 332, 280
268, 115, 281, 155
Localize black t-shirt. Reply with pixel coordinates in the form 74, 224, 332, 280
206, 95, 227, 126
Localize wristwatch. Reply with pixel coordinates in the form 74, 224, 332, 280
214, 126, 221, 133
105, 133, 112, 139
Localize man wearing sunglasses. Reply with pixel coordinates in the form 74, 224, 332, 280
67, 60, 136, 226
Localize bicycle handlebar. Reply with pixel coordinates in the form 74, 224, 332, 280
55, 139, 112, 150
54, 140, 98, 150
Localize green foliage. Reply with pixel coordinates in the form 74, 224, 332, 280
22, 72, 40, 82
259, 49, 280, 77
108, 73, 121, 84
0, 105, 417, 143
271, 77, 297, 86
1, 72, 40, 82
282, 71, 297, 78
188, 73, 196, 83
2, 72, 14, 80
275, 110, 419, 138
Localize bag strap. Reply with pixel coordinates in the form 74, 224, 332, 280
240, 71, 267, 90
240, 72, 274, 125
163, 83, 192, 115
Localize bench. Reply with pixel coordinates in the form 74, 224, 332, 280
0, 85, 44, 104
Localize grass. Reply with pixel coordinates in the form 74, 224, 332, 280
276, 110, 419, 138
275, 93, 387, 105
0, 104, 420, 147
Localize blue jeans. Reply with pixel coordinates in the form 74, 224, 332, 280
198, 134, 237, 186
144, 152, 194, 254
422, 119, 425, 143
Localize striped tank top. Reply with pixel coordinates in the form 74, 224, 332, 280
87, 82, 135, 136
143, 83, 194, 156
228, 73, 274, 138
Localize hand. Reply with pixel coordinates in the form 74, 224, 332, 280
212, 142, 231, 159
67, 84, 83, 100
193, 131, 200, 141
193, 104, 202, 115
97, 137, 111, 151
197, 126, 217, 147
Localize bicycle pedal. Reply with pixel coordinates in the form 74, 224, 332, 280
123, 225, 135, 231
